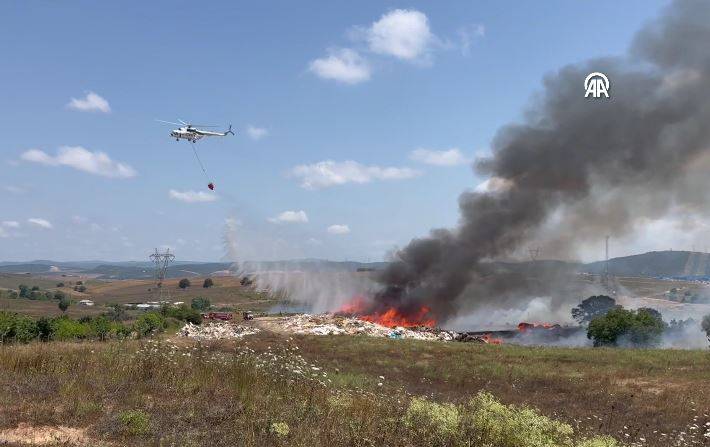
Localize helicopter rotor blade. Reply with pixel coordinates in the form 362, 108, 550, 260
178, 119, 188, 125
156, 119, 183, 126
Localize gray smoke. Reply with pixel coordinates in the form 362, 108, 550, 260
376, 0, 710, 321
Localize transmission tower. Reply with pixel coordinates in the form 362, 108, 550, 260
150, 248, 175, 301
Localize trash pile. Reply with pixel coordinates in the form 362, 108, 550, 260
178, 322, 260, 340
276, 314, 456, 341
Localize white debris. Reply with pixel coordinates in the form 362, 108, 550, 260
275, 314, 452, 341
177, 322, 260, 340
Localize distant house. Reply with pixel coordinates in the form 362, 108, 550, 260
78, 299, 94, 306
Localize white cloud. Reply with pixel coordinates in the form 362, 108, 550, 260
28, 218, 52, 229
2, 221, 20, 228
291, 160, 420, 189
246, 125, 269, 140
327, 224, 351, 235
0, 227, 7, 238
21, 146, 136, 178
306, 237, 323, 245
268, 210, 309, 224
309, 48, 372, 84
169, 189, 218, 203
458, 24, 485, 56
409, 148, 470, 166
366, 9, 434, 61
67, 91, 111, 113
3, 185, 26, 194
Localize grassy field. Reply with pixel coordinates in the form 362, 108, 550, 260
0, 274, 279, 318
0, 326, 708, 446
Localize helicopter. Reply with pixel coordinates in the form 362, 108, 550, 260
157, 119, 234, 190
157, 119, 234, 143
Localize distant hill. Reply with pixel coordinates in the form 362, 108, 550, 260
581, 250, 710, 277
3, 251, 707, 279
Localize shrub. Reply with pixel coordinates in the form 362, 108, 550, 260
178, 278, 191, 289
587, 307, 666, 347
202, 278, 214, 288
163, 304, 202, 324
0, 312, 39, 343
91, 316, 111, 340
56, 282, 65, 287
105, 303, 128, 322
702, 314, 710, 339
464, 392, 574, 447
50, 317, 91, 341
13, 315, 39, 343
269, 422, 290, 438
58, 296, 70, 312
133, 312, 166, 337
18, 284, 29, 298
571, 295, 618, 324
403, 397, 460, 446
54, 291, 66, 300
191, 297, 211, 312
118, 410, 150, 435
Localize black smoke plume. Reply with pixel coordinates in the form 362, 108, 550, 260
376, 0, 710, 321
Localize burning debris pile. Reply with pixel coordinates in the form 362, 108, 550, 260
276, 313, 455, 341
178, 322, 260, 340
272, 313, 516, 344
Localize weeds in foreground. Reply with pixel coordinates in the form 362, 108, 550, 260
0, 339, 638, 447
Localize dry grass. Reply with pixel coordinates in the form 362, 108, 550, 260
1, 328, 708, 446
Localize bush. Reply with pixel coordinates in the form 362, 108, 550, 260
269, 422, 290, 438
702, 314, 710, 339
105, 303, 128, 322
133, 312, 166, 337
203, 278, 214, 288
404, 397, 460, 446
118, 410, 150, 435
162, 304, 202, 324
91, 316, 111, 340
0, 312, 39, 343
56, 282, 65, 288
464, 392, 574, 447
58, 296, 70, 312
571, 295, 618, 324
178, 278, 191, 289
18, 284, 29, 298
13, 315, 39, 343
587, 307, 666, 347
50, 317, 90, 341
191, 297, 211, 312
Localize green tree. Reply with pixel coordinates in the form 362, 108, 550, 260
105, 304, 128, 321
587, 307, 666, 347
91, 316, 111, 341
54, 291, 66, 300
178, 278, 191, 289
191, 297, 211, 311
58, 296, 70, 313
571, 295, 618, 324
133, 312, 166, 337
18, 284, 29, 298
56, 282, 65, 287
202, 278, 214, 288
701, 314, 710, 343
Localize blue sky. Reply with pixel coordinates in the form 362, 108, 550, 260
1, 0, 671, 262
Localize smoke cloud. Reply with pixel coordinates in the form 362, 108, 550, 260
375, 0, 710, 322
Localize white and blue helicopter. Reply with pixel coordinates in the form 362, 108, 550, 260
157, 119, 234, 190
157, 119, 234, 143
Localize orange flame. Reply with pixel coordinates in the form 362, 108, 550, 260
517, 322, 558, 332
338, 296, 436, 328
